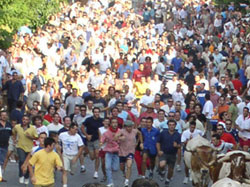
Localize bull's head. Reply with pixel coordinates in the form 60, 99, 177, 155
186, 145, 218, 187
218, 151, 250, 182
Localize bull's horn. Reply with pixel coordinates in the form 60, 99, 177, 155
208, 160, 216, 166
185, 148, 196, 153
243, 178, 250, 184
245, 154, 250, 161
218, 156, 230, 163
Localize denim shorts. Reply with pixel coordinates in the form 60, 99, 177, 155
0, 147, 8, 165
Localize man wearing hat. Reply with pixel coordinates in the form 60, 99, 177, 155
119, 120, 143, 187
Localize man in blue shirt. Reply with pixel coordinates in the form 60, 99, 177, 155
157, 119, 181, 187
141, 117, 159, 179
171, 52, 183, 73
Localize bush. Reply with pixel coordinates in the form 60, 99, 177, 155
0, 0, 66, 49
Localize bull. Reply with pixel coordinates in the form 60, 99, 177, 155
212, 177, 250, 187
215, 151, 250, 184
184, 136, 218, 187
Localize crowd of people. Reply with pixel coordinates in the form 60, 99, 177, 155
0, 0, 250, 186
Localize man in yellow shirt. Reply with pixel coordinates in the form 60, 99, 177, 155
12, 115, 38, 185
28, 137, 63, 187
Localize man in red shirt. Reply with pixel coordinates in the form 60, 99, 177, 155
133, 63, 145, 82
217, 124, 237, 149
231, 73, 243, 95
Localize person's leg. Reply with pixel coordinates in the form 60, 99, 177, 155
16, 148, 26, 178
141, 153, 148, 177
159, 155, 166, 181
176, 148, 181, 172
94, 149, 100, 172
24, 151, 29, 179
112, 154, 119, 171
125, 158, 133, 180
134, 150, 142, 175
62, 155, 70, 186
0, 148, 8, 170
105, 153, 113, 185
119, 156, 125, 176
149, 156, 156, 171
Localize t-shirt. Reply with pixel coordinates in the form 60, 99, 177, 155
158, 129, 181, 154
65, 96, 84, 115
47, 123, 63, 134
29, 149, 62, 185
119, 129, 138, 156
13, 124, 38, 152
59, 132, 83, 155
83, 116, 103, 141
0, 121, 12, 148
181, 129, 204, 143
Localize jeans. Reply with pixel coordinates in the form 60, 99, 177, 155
17, 148, 29, 178
0, 147, 8, 165
105, 152, 119, 184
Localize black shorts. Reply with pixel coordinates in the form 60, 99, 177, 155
159, 153, 177, 169
142, 149, 156, 159
119, 153, 134, 163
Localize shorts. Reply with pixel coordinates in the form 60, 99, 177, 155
239, 138, 250, 147
119, 153, 134, 163
62, 154, 77, 173
0, 147, 8, 165
87, 140, 99, 151
142, 149, 156, 159
34, 184, 54, 187
81, 136, 87, 146
159, 153, 177, 169
99, 150, 106, 158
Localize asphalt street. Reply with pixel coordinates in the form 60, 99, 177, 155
1, 156, 193, 187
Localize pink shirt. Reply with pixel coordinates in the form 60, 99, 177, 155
119, 129, 138, 156
101, 129, 120, 153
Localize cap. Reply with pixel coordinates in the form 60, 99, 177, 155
124, 120, 134, 127
147, 103, 154, 109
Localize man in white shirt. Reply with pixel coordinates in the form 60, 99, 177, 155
202, 94, 214, 137
235, 107, 250, 152
181, 121, 204, 184
47, 113, 64, 134
140, 89, 154, 113
59, 123, 84, 187
237, 95, 250, 115
172, 84, 185, 107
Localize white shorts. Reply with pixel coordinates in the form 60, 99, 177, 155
62, 154, 77, 173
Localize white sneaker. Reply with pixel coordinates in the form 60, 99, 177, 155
124, 179, 129, 187
176, 164, 182, 172
19, 177, 24, 184
183, 177, 188, 184
106, 183, 114, 187
24, 178, 29, 185
93, 171, 98, 179
63, 184, 68, 187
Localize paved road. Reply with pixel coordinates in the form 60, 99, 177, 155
1, 156, 193, 187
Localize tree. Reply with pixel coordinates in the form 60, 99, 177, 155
0, 0, 66, 49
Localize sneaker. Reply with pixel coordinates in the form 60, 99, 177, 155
101, 176, 107, 182
80, 165, 86, 173
165, 178, 170, 187
183, 177, 188, 184
159, 171, 166, 181
176, 164, 181, 172
19, 177, 24, 184
148, 171, 153, 180
106, 183, 114, 187
24, 178, 29, 185
141, 176, 146, 179
93, 171, 98, 179
124, 179, 129, 187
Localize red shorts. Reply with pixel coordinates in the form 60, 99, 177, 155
99, 150, 106, 158
239, 138, 250, 147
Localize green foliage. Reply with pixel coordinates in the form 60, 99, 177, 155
213, 0, 249, 7
0, 0, 66, 49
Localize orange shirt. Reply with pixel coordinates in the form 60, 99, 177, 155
218, 105, 229, 114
